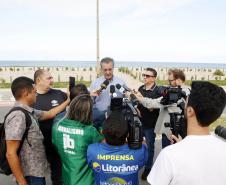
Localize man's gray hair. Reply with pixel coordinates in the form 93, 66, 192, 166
100, 57, 114, 68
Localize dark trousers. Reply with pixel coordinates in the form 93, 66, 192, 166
92, 107, 106, 131
162, 134, 171, 148
143, 128, 156, 170
25, 176, 46, 185
45, 142, 63, 185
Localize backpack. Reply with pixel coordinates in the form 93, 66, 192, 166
0, 107, 32, 175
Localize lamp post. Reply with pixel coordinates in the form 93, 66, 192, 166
96, 0, 100, 76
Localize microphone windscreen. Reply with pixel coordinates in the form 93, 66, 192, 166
110, 85, 115, 94
115, 84, 121, 89
101, 80, 109, 89
103, 80, 109, 86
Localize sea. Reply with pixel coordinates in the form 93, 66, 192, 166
0, 60, 226, 69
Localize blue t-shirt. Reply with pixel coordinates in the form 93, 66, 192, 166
87, 143, 148, 185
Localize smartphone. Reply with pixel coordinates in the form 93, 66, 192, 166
69, 76, 75, 91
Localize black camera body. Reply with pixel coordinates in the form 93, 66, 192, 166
110, 97, 143, 149
160, 86, 186, 105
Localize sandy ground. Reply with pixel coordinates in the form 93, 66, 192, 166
1, 66, 226, 84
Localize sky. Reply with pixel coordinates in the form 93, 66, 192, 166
0, 0, 225, 63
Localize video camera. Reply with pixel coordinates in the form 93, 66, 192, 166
157, 86, 187, 138
109, 84, 143, 150
160, 86, 186, 106
215, 125, 226, 140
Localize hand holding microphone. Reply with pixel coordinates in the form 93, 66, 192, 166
91, 80, 109, 96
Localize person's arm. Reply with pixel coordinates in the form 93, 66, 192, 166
40, 92, 70, 120
6, 140, 27, 185
5, 112, 27, 185
132, 90, 162, 109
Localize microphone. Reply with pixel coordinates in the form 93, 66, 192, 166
116, 84, 126, 94
116, 84, 132, 94
96, 80, 109, 94
122, 84, 132, 92
130, 94, 139, 106
110, 85, 117, 98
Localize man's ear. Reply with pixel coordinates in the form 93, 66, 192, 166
186, 106, 195, 117
20, 89, 28, 98
36, 77, 41, 84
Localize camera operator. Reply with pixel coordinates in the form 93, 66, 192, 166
137, 68, 162, 180
87, 111, 148, 185
132, 69, 187, 148
147, 81, 226, 185
90, 57, 126, 129
169, 68, 190, 96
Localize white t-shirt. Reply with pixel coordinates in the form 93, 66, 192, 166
148, 135, 226, 185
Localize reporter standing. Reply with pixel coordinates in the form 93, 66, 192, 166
52, 95, 104, 185
34, 69, 67, 185
137, 68, 162, 180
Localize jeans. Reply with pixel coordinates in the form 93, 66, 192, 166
162, 134, 171, 148
25, 176, 46, 185
92, 108, 106, 131
143, 128, 156, 169
44, 144, 63, 185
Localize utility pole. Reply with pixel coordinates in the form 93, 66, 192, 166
96, 0, 100, 76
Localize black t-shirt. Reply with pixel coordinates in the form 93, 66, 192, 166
34, 89, 67, 144
138, 84, 162, 129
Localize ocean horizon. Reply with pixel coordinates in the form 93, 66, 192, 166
0, 60, 226, 69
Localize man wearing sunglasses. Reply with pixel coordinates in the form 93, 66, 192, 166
137, 68, 162, 181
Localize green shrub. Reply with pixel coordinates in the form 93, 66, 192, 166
213, 69, 224, 76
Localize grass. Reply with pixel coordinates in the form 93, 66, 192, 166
1, 79, 226, 88
210, 116, 226, 131
52, 81, 91, 88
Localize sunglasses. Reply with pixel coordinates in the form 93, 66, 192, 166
142, 74, 155, 78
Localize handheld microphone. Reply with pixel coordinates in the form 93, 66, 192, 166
110, 85, 117, 98
116, 84, 125, 94
122, 84, 132, 92
116, 84, 132, 94
96, 80, 109, 94
130, 94, 139, 106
